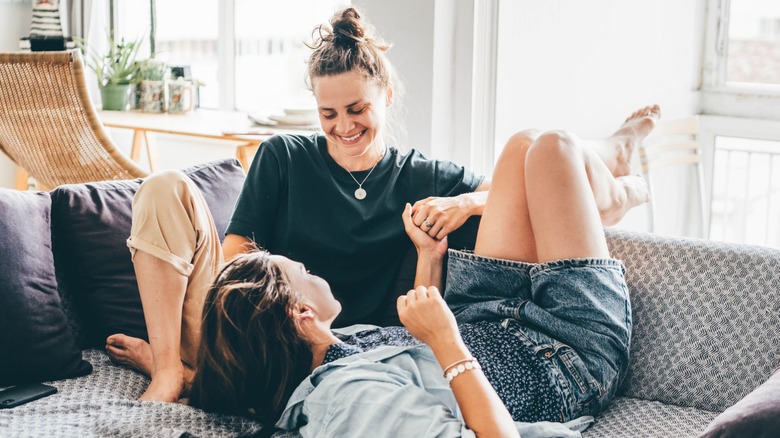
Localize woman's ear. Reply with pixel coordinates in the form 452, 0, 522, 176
386, 85, 394, 107
292, 305, 318, 339
293, 305, 315, 321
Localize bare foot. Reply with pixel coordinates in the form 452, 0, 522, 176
138, 369, 184, 403
106, 334, 153, 376
601, 175, 652, 226
609, 104, 661, 177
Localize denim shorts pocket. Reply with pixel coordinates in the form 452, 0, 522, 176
502, 319, 602, 419
558, 348, 591, 395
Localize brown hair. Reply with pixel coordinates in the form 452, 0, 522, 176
307, 6, 393, 87
189, 250, 313, 426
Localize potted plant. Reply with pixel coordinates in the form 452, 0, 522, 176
78, 36, 142, 111
134, 59, 168, 112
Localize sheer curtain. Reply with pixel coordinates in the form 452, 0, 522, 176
65, 0, 107, 101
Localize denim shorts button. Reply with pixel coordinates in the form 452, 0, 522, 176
544, 351, 552, 358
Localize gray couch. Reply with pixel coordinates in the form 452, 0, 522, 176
2, 224, 778, 437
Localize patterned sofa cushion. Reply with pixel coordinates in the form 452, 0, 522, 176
605, 228, 780, 412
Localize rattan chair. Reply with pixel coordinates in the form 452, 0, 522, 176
0, 49, 147, 190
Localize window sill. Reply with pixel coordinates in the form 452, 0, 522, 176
700, 89, 780, 121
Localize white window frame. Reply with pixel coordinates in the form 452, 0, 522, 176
217, 0, 235, 111
699, 0, 780, 236
701, 0, 780, 120
117, 0, 358, 112
469, 0, 499, 176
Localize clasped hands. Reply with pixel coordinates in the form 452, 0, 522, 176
400, 203, 462, 347
409, 195, 471, 241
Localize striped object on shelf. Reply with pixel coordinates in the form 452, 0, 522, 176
30, 0, 64, 37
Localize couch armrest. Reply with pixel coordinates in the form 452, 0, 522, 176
605, 228, 780, 413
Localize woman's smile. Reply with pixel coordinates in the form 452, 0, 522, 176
339, 129, 366, 144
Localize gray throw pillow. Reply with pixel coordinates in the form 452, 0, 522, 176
50, 159, 246, 348
699, 362, 780, 438
0, 188, 92, 386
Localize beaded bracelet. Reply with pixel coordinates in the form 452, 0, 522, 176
443, 358, 481, 382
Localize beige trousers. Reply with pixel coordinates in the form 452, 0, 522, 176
126, 170, 223, 367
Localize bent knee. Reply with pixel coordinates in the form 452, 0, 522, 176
507, 129, 542, 149
142, 169, 189, 189
528, 130, 581, 162
498, 129, 541, 162
135, 170, 193, 206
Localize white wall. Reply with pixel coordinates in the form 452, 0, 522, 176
495, 0, 703, 138
353, 0, 477, 163
352, 0, 436, 154
494, 0, 705, 234
0, 2, 32, 189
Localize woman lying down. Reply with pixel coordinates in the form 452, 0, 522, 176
189, 106, 659, 437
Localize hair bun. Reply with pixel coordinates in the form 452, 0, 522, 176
331, 7, 368, 46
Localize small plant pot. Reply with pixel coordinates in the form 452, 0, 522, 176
141, 80, 166, 113
131, 83, 143, 110
166, 79, 195, 114
100, 84, 132, 111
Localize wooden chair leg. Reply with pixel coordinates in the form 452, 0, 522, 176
130, 129, 144, 163
236, 142, 259, 171
143, 131, 159, 172
16, 166, 29, 190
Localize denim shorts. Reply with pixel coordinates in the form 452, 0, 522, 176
444, 249, 632, 420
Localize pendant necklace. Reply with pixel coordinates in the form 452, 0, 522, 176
346, 152, 384, 200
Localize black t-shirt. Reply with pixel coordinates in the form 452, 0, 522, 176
226, 134, 483, 326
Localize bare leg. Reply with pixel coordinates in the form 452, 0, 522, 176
127, 252, 186, 402
525, 132, 611, 261
105, 330, 195, 397
580, 105, 660, 178
475, 105, 658, 262
105, 170, 223, 402
106, 333, 153, 376
576, 105, 659, 225
474, 130, 540, 262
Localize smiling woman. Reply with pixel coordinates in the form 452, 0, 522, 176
313, 70, 390, 175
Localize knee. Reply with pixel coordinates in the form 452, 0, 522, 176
527, 130, 581, 164
497, 129, 540, 163
135, 170, 192, 206
507, 129, 541, 150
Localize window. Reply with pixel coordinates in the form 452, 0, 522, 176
234, 1, 348, 112
114, 0, 348, 111
699, 1, 780, 247
702, 0, 780, 118
710, 136, 780, 247
725, 2, 780, 87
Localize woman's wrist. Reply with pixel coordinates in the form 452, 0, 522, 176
429, 336, 470, 367
458, 191, 487, 216
417, 248, 445, 261
456, 193, 476, 216
443, 357, 482, 382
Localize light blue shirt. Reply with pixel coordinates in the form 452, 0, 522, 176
276, 326, 593, 437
